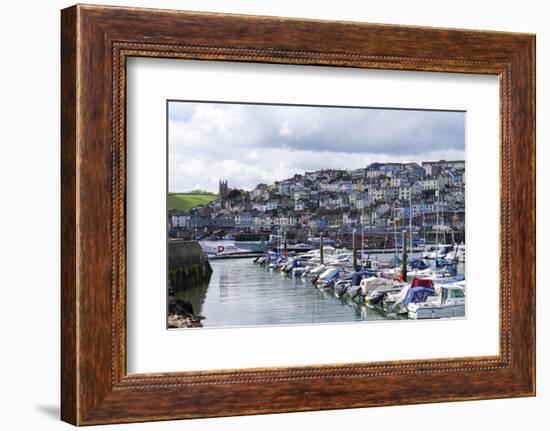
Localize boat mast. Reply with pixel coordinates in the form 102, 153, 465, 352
361, 205, 365, 262
441, 199, 445, 244
435, 187, 440, 246
409, 190, 413, 254
393, 201, 398, 261
422, 200, 426, 243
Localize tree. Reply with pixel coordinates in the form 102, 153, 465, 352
227, 189, 242, 200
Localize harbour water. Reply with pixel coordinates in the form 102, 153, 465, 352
173, 249, 466, 328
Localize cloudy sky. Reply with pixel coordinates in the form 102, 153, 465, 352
168, 101, 465, 193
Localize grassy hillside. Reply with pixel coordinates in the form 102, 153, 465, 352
168, 193, 218, 210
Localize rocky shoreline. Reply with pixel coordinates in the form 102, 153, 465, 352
168, 294, 205, 328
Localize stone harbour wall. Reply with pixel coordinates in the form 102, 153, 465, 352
168, 240, 212, 291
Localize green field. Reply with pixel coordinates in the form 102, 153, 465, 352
168, 193, 218, 210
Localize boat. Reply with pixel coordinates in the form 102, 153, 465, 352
286, 243, 314, 252
383, 278, 437, 313
234, 240, 268, 253
361, 256, 381, 271
367, 283, 406, 305
256, 251, 283, 266
445, 244, 466, 262
200, 241, 254, 258
280, 257, 308, 275
334, 270, 385, 299
421, 244, 437, 259
315, 267, 353, 289
303, 264, 327, 279
407, 283, 465, 319
329, 252, 354, 266
360, 276, 395, 297
382, 258, 457, 280
425, 244, 454, 259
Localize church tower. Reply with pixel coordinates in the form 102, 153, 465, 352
219, 180, 229, 206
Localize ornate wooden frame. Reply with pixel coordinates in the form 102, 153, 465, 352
61, 4, 535, 426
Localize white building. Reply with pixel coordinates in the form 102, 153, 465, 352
266, 200, 280, 211
171, 214, 190, 228
419, 178, 439, 190
373, 189, 386, 202
390, 178, 402, 187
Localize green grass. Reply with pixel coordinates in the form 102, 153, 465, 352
168, 193, 218, 210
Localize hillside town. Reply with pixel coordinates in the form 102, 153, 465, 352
169, 160, 465, 248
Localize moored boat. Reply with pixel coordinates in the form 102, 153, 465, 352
407, 283, 465, 319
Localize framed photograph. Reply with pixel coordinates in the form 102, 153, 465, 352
61, 4, 535, 425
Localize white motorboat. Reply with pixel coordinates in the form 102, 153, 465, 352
300, 246, 337, 264
302, 264, 326, 278
329, 252, 354, 266
382, 278, 438, 313
407, 284, 466, 319
366, 282, 407, 306
359, 276, 394, 296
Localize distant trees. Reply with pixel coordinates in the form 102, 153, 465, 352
182, 189, 215, 195
227, 189, 242, 200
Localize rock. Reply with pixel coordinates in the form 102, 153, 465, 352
168, 295, 204, 328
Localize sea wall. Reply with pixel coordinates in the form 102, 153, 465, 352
168, 240, 212, 291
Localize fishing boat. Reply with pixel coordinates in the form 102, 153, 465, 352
407, 283, 465, 319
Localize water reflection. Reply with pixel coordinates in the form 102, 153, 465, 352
172, 258, 404, 328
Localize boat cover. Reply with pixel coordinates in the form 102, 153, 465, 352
402, 286, 436, 306
351, 270, 380, 286
409, 259, 429, 270
432, 258, 453, 268
411, 278, 434, 288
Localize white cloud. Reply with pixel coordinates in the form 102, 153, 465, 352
168, 102, 465, 192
